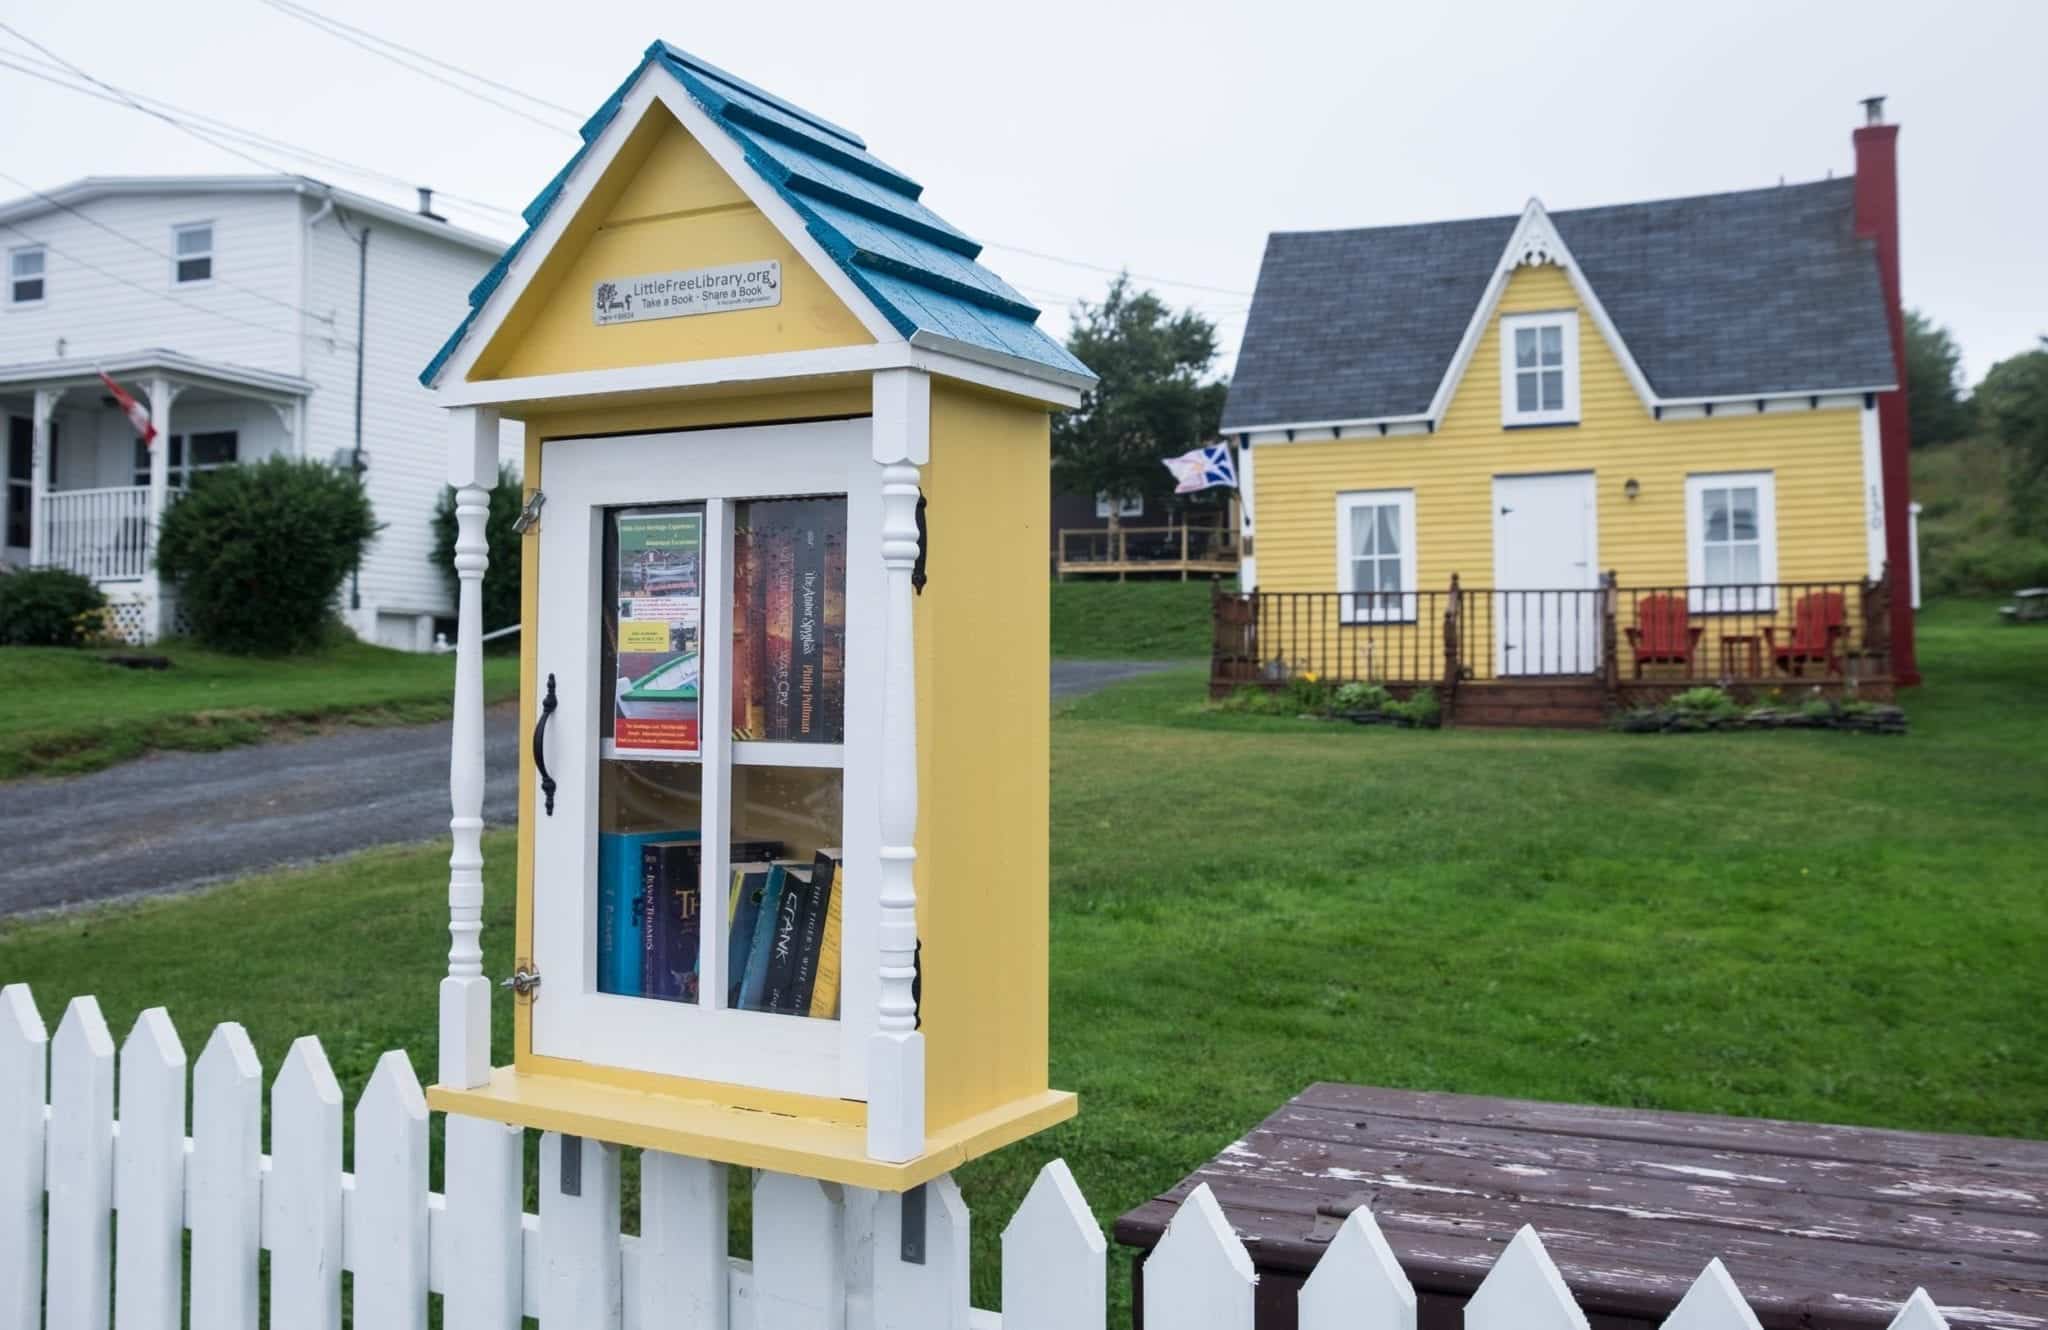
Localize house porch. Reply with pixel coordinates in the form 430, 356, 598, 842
2, 350, 313, 642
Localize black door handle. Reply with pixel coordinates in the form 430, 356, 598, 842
534, 673, 558, 816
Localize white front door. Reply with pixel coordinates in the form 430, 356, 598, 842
1492, 472, 1598, 676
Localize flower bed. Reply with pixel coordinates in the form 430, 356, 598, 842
1216, 678, 1443, 729
1616, 686, 1906, 735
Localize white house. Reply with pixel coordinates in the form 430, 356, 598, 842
0, 175, 519, 647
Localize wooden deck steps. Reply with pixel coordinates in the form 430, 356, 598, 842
1452, 679, 1609, 730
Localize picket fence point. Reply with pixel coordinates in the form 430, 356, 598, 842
1299, 1206, 1415, 1330
0, 983, 50, 1330
1888, 1288, 1951, 1330
1143, 1182, 1256, 1330
1001, 1158, 1106, 1330
49, 994, 116, 1330
116, 1006, 189, 1330
1665, 1257, 1766, 1330
1467, 1223, 1590, 1330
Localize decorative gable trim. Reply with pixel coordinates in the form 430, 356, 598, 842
424, 64, 904, 391
1424, 198, 1657, 424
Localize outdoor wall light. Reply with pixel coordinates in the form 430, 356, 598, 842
1624, 478, 1641, 501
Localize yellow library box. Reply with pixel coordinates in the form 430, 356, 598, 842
420, 41, 1093, 1191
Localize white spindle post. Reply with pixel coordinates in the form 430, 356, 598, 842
441, 1114, 524, 1330
266, 1037, 344, 1330
48, 995, 116, 1330
350, 1051, 431, 1330
144, 379, 178, 642
189, 1023, 262, 1330
29, 387, 61, 568
867, 367, 929, 1163
443, 406, 499, 1091
0, 984, 49, 1330
116, 1008, 189, 1330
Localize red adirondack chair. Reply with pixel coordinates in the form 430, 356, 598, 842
1624, 593, 1702, 677
1765, 591, 1848, 676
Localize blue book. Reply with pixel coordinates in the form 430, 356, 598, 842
727, 863, 772, 1006
597, 829, 696, 996
738, 864, 788, 1012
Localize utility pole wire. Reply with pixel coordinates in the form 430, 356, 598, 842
260, 0, 584, 119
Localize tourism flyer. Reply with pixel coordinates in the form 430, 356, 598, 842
613, 509, 703, 754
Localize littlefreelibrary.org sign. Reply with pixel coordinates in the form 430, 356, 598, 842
593, 260, 782, 326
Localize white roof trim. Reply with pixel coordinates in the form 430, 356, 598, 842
1425, 197, 1658, 422
439, 340, 1078, 414
0, 347, 314, 399
0, 175, 505, 254
905, 330, 1092, 394
425, 66, 902, 391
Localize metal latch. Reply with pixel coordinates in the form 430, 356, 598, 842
502, 962, 542, 1002
1307, 1189, 1377, 1243
512, 489, 546, 534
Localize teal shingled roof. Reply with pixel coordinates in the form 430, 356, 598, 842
421, 42, 1093, 387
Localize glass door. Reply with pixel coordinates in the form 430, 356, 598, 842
531, 419, 878, 1100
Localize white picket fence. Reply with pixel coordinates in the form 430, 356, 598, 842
1, 984, 1958, 1330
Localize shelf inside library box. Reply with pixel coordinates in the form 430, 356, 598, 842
424, 1070, 1078, 1191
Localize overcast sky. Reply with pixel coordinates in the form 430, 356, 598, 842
3, 0, 2042, 384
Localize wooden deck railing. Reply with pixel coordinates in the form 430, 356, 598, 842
1211, 572, 1895, 700
1057, 524, 1238, 580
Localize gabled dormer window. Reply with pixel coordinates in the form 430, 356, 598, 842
172, 223, 213, 284
9, 247, 45, 305
1500, 311, 1579, 427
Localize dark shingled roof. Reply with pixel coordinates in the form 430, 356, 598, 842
1221, 177, 1897, 431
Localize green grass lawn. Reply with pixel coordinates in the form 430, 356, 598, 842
0, 639, 521, 779
1050, 578, 1217, 658
1, 600, 2041, 1319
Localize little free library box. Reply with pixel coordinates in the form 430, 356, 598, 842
421, 41, 1095, 1189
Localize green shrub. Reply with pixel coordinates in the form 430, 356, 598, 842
1387, 687, 1441, 726
431, 462, 525, 640
1669, 685, 1738, 717
156, 457, 380, 654
1287, 672, 1332, 712
1333, 681, 1392, 711
0, 567, 107, 646
1799, 698, 1836, 720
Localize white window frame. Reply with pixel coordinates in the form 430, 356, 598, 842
1334, 488, 1418, 624
1685, 470, 1778, 613
1094, 492, 1143, 519
1499, 310, 1580, 427
9, 246, 46, 306
171, 222, 214, 285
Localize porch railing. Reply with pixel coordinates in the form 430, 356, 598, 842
1056, 523, 1238, 579
42, 486, 152, 582
1212, 573, 1894, 698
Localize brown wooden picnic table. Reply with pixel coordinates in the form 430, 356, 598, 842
1114, 1084, 2047, 1330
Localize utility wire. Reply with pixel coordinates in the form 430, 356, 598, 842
982, 240, 1253, 298
1, 220, 353, 348
0, 167, 340, 329
259, 0, 583, 119
258, 0, 580, 137
0, 47, 522, 226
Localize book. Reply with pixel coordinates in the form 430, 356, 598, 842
726, 862, 772, 1006
597, 829, 696, 996
764, 522, 795, 739
759, 864, 813, 1014
788, 848, 840, 1016
793, 522, 826, 741
737, 863, 788, 1012
822, 528, 846, 740
730, 523, 756, 739
640, 839, 702, 1002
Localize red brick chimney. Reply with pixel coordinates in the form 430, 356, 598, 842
1852, 96, 1917, 683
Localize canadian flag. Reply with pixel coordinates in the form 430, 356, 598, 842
97, 370, 158, 448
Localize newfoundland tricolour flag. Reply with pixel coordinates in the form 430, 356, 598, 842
1161, 442, 1236, 494
97, 370, 157, 448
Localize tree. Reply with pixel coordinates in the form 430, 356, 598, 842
1978, 342, 2048, 538
432, 461, 525, 641
1052, 275, 1230, 517
1904, 309, 1972, 447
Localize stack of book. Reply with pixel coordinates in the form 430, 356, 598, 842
732, 501, 847, 742
596, 831, 840, 1018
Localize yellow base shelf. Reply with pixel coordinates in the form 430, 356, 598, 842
427, 1067, 1077, 1191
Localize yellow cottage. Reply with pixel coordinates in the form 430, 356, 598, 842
419, 42, 1093, 1191
1220, 103, 1918, 722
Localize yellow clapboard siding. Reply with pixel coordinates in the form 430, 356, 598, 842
1253, 262, 1869, 606
471, 106, 872, 382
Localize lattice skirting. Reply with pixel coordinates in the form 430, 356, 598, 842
98, 584, 184, 644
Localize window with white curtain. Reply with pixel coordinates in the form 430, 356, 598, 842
1335, 489, 1417, 623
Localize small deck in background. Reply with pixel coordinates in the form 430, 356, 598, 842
1056, 523, 1239, 580
1115, 1083, 2047, 1330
